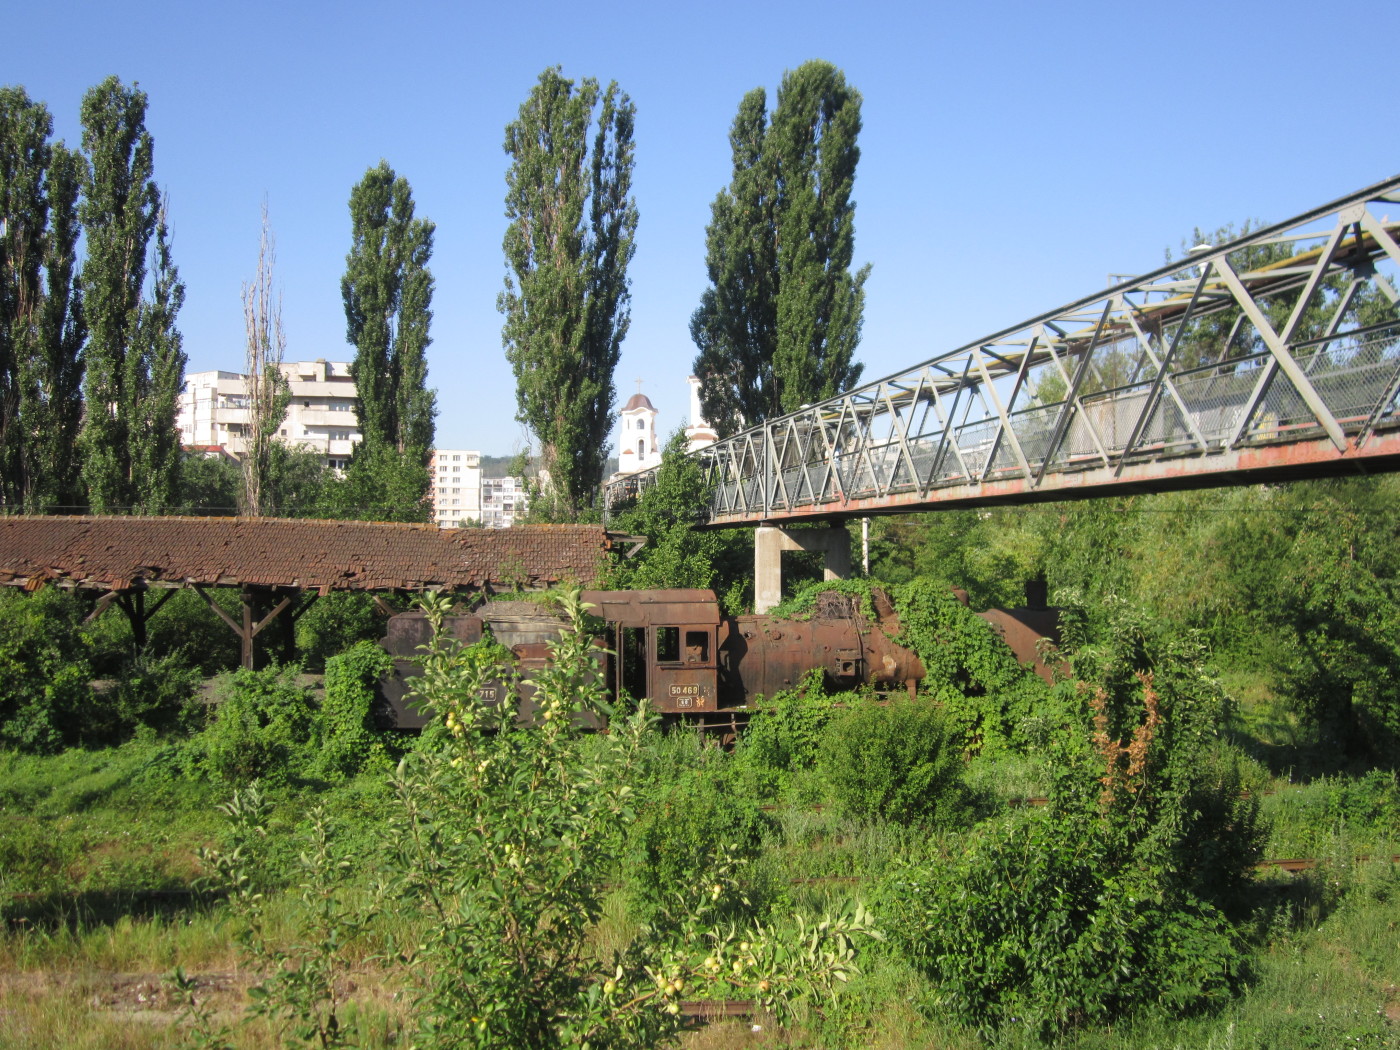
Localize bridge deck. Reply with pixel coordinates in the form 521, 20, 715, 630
610, 175, 1400, 526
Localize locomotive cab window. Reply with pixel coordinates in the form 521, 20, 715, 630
684, 630, 709, 664
654, 626, 680, 663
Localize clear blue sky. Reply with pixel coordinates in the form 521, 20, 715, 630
9, 0, 1398, 456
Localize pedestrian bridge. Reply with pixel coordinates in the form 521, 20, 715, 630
612, 175, 1400, 527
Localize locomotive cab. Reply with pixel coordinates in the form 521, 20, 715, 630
581, 589, 721, 714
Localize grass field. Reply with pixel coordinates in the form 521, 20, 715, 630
1, 722, 1397, 1049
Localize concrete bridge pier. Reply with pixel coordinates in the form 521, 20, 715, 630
754, 523, 851, 613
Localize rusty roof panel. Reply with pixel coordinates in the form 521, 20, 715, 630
580, 589, 721, 626
0, 517, 611, 594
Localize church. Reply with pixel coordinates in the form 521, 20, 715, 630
613, 376, 718, 481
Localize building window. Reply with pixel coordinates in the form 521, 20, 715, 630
638, 440, 645, 456
636, 419, 644, 430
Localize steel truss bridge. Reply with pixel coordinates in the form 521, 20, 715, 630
614, 176, 1400, 526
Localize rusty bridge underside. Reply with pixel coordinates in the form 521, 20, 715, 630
611, 176, 1400, 525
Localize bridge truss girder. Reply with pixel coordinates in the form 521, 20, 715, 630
645, 176, 1400, 526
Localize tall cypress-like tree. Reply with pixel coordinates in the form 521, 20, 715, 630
0, 88, 85, 511
77, 76, 174, 513
342, 161, 436, 457
691, 61, 867, 437
128, 205, 186, 511
499, 67, 637, 518
241, 203, 290, 518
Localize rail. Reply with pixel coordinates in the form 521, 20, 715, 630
607, 175, 1400, 524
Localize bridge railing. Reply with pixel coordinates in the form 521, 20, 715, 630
666, 176, 1400, 523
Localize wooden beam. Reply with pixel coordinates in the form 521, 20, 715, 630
193, 583, 243, 636
251, 595, 294, 639
290, 592, 318, 623
143, 587, 177, 622
83, 590, 120, 624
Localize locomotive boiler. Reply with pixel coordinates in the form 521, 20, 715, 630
375, 584, 1058, 731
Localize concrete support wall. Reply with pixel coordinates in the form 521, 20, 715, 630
753, 523, 852, 613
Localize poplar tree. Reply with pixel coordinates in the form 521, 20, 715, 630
691, 60, 868, 436
241, 204, 289, 517
77, 76, 184, 513
128, 207, 186, 512
342, 160, 436, 457
0, 88, 85, 511
499, 67, 637, 518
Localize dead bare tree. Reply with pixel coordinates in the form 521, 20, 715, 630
240, 201, 289, 516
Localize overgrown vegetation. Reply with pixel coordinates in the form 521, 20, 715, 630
2, 475, 1399, 1048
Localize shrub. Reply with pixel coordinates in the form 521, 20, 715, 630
296, 593, 392, 672
95, 650, 203, 744
626, 758, 774, 922
197, 665, 318, 784
316, 641, 393, 778
0, 588, 92, 753
878, 806, 1246, 1041
890, 578, 1053, 755
732, 668, 838, 798
819, 698, 970, 827
372, 589, 874, 1048
876, 604, 1266, 1039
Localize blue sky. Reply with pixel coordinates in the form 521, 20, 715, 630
8, 0, 1398, 456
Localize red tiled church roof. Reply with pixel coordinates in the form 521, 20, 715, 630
0, 516, 614, 594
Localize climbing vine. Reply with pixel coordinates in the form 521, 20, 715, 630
889, 579, 1054, 755
318, 641, 394, 777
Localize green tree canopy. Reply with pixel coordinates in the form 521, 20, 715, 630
499, 67, 637, 519
341, 161, 436, 521
691, 60, 868, 437
0, 87, 85, 512
342, 160, 436, 458
606, 432, 752, 613
77, 75, 184, 513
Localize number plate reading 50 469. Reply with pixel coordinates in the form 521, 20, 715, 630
669, 683, 706, 709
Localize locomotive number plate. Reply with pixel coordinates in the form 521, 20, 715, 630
669, 684, 705, 708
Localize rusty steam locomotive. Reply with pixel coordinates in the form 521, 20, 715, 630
375, 584, 1059, 731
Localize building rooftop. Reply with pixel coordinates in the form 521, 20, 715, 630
0, 516, 614, 595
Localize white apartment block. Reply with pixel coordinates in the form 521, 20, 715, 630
481, 476, 529, 528
178, 360, 361, 469
429, 449, 483, 527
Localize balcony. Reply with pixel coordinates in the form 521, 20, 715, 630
294, 408, 358, 427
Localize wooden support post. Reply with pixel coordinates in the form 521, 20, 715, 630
241, 587, 255, 670
115, 591, 148, 649
192, 584, 298, 670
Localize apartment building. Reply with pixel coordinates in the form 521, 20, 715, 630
177, 360, 361, 469
429, 449, 483, 527
481, 475, 529, 528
